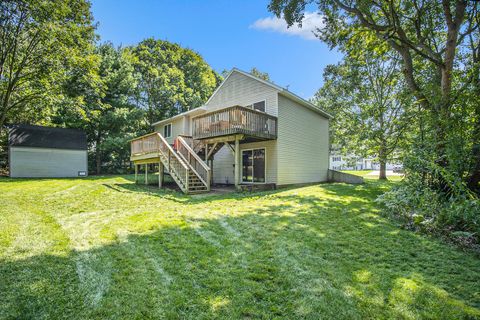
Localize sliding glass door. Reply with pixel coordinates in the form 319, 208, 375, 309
242, 148, 265, 183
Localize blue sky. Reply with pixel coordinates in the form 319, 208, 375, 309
90, 0, 342, 99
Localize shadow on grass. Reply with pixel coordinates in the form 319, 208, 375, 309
1, 179, 479, 319
109, 174, 397, 206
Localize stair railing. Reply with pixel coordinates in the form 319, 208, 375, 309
131, 132, 190, 192
178, 135, 205, 153
176, 136, 211, 191
156, 133, 190, 191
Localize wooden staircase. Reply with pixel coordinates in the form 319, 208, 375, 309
180, 135, 224, 159
130, 133, 211, 194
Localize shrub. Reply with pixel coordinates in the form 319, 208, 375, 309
377, 180, 480, 249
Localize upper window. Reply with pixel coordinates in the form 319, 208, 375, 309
163, 123, 172, 138
248, 100, 266, 113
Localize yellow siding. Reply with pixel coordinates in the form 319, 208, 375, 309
277, 94, 329, 185
205, 71, 279, 116
149, 70, 329, 187
207, 70, 281, 184
211, 146, 234, 184
212, 140, 277, 184
153, 117, 186, 145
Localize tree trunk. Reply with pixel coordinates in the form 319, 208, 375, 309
378, 143, 387, 180
467, 84, 480, 194
95, 134, 102, 175
96, 150, 101, 175
0, 115, 5, 138
379, 160, 387, 180
467, 145, 480, 194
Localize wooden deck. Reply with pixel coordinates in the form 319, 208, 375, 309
130, 132, 210, 193
191, 105, 277, 140
130, 106, 278, 193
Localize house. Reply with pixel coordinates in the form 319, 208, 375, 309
8, 124, 88, 178
130, 68, 332, 193
329, 153, 402, 171
330, 154, 373, 171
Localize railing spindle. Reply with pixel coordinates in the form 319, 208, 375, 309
191, 106, 277, 140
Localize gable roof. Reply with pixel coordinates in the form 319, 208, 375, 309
8, 124, 87, 150
206, 68, 332, 119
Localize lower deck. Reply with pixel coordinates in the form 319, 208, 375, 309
130, 132, 277, 193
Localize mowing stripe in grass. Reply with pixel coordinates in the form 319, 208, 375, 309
75, 251, 112, 307
1, 176, 479, 319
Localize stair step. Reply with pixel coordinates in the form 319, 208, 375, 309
189, 185, 206, 188
157, 139, 212, 194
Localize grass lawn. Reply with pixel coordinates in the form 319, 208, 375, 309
0, 176, 479, 319
340, 170, 376, 177
342, 170, 404, 181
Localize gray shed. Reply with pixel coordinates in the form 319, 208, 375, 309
8, 125, 88, 178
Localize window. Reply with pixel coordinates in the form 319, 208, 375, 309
242, 148, 266, 183
163, 123, 172, 138
247, 100, 266, 113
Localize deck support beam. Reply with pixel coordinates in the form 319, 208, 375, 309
207, 142, 218, 159
134, 163, 138, 184
225, 142, 235, 155
158, 161, 164, 188
209, 158, 214, 185
234, 137, 240, 189
145, 164, 148, 185
202, 134, 244, 145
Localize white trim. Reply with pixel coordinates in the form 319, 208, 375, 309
163, 123, 172, 138
207, 68, 332, 119
241, 147, 267, 184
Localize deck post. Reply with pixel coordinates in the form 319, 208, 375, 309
145, 164, 148, 185
158, 161, 164, 188
234, 138, 240, 189
134, 163, 138, 184
205, 143, 208, 162
210, 159, 213, 185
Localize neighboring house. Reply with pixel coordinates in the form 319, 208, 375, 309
130, 68, 331, 193
8, 125, 88, 178
329, 153, 402, 171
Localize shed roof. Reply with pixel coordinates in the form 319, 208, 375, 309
8, 125, 87, 150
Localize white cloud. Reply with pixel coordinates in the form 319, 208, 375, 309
250, 12, 323, 40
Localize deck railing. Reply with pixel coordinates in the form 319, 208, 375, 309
192, 105, 277, 140
130, 132, 190, 191
131, 132, 160, 155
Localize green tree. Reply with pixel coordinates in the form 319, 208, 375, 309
55, 43, 144, 174
0, 0, 96, 137
250, 67, 270, 81
268, 0, 480, 194
314, 52, 412, 179
127, 39, 220, 125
